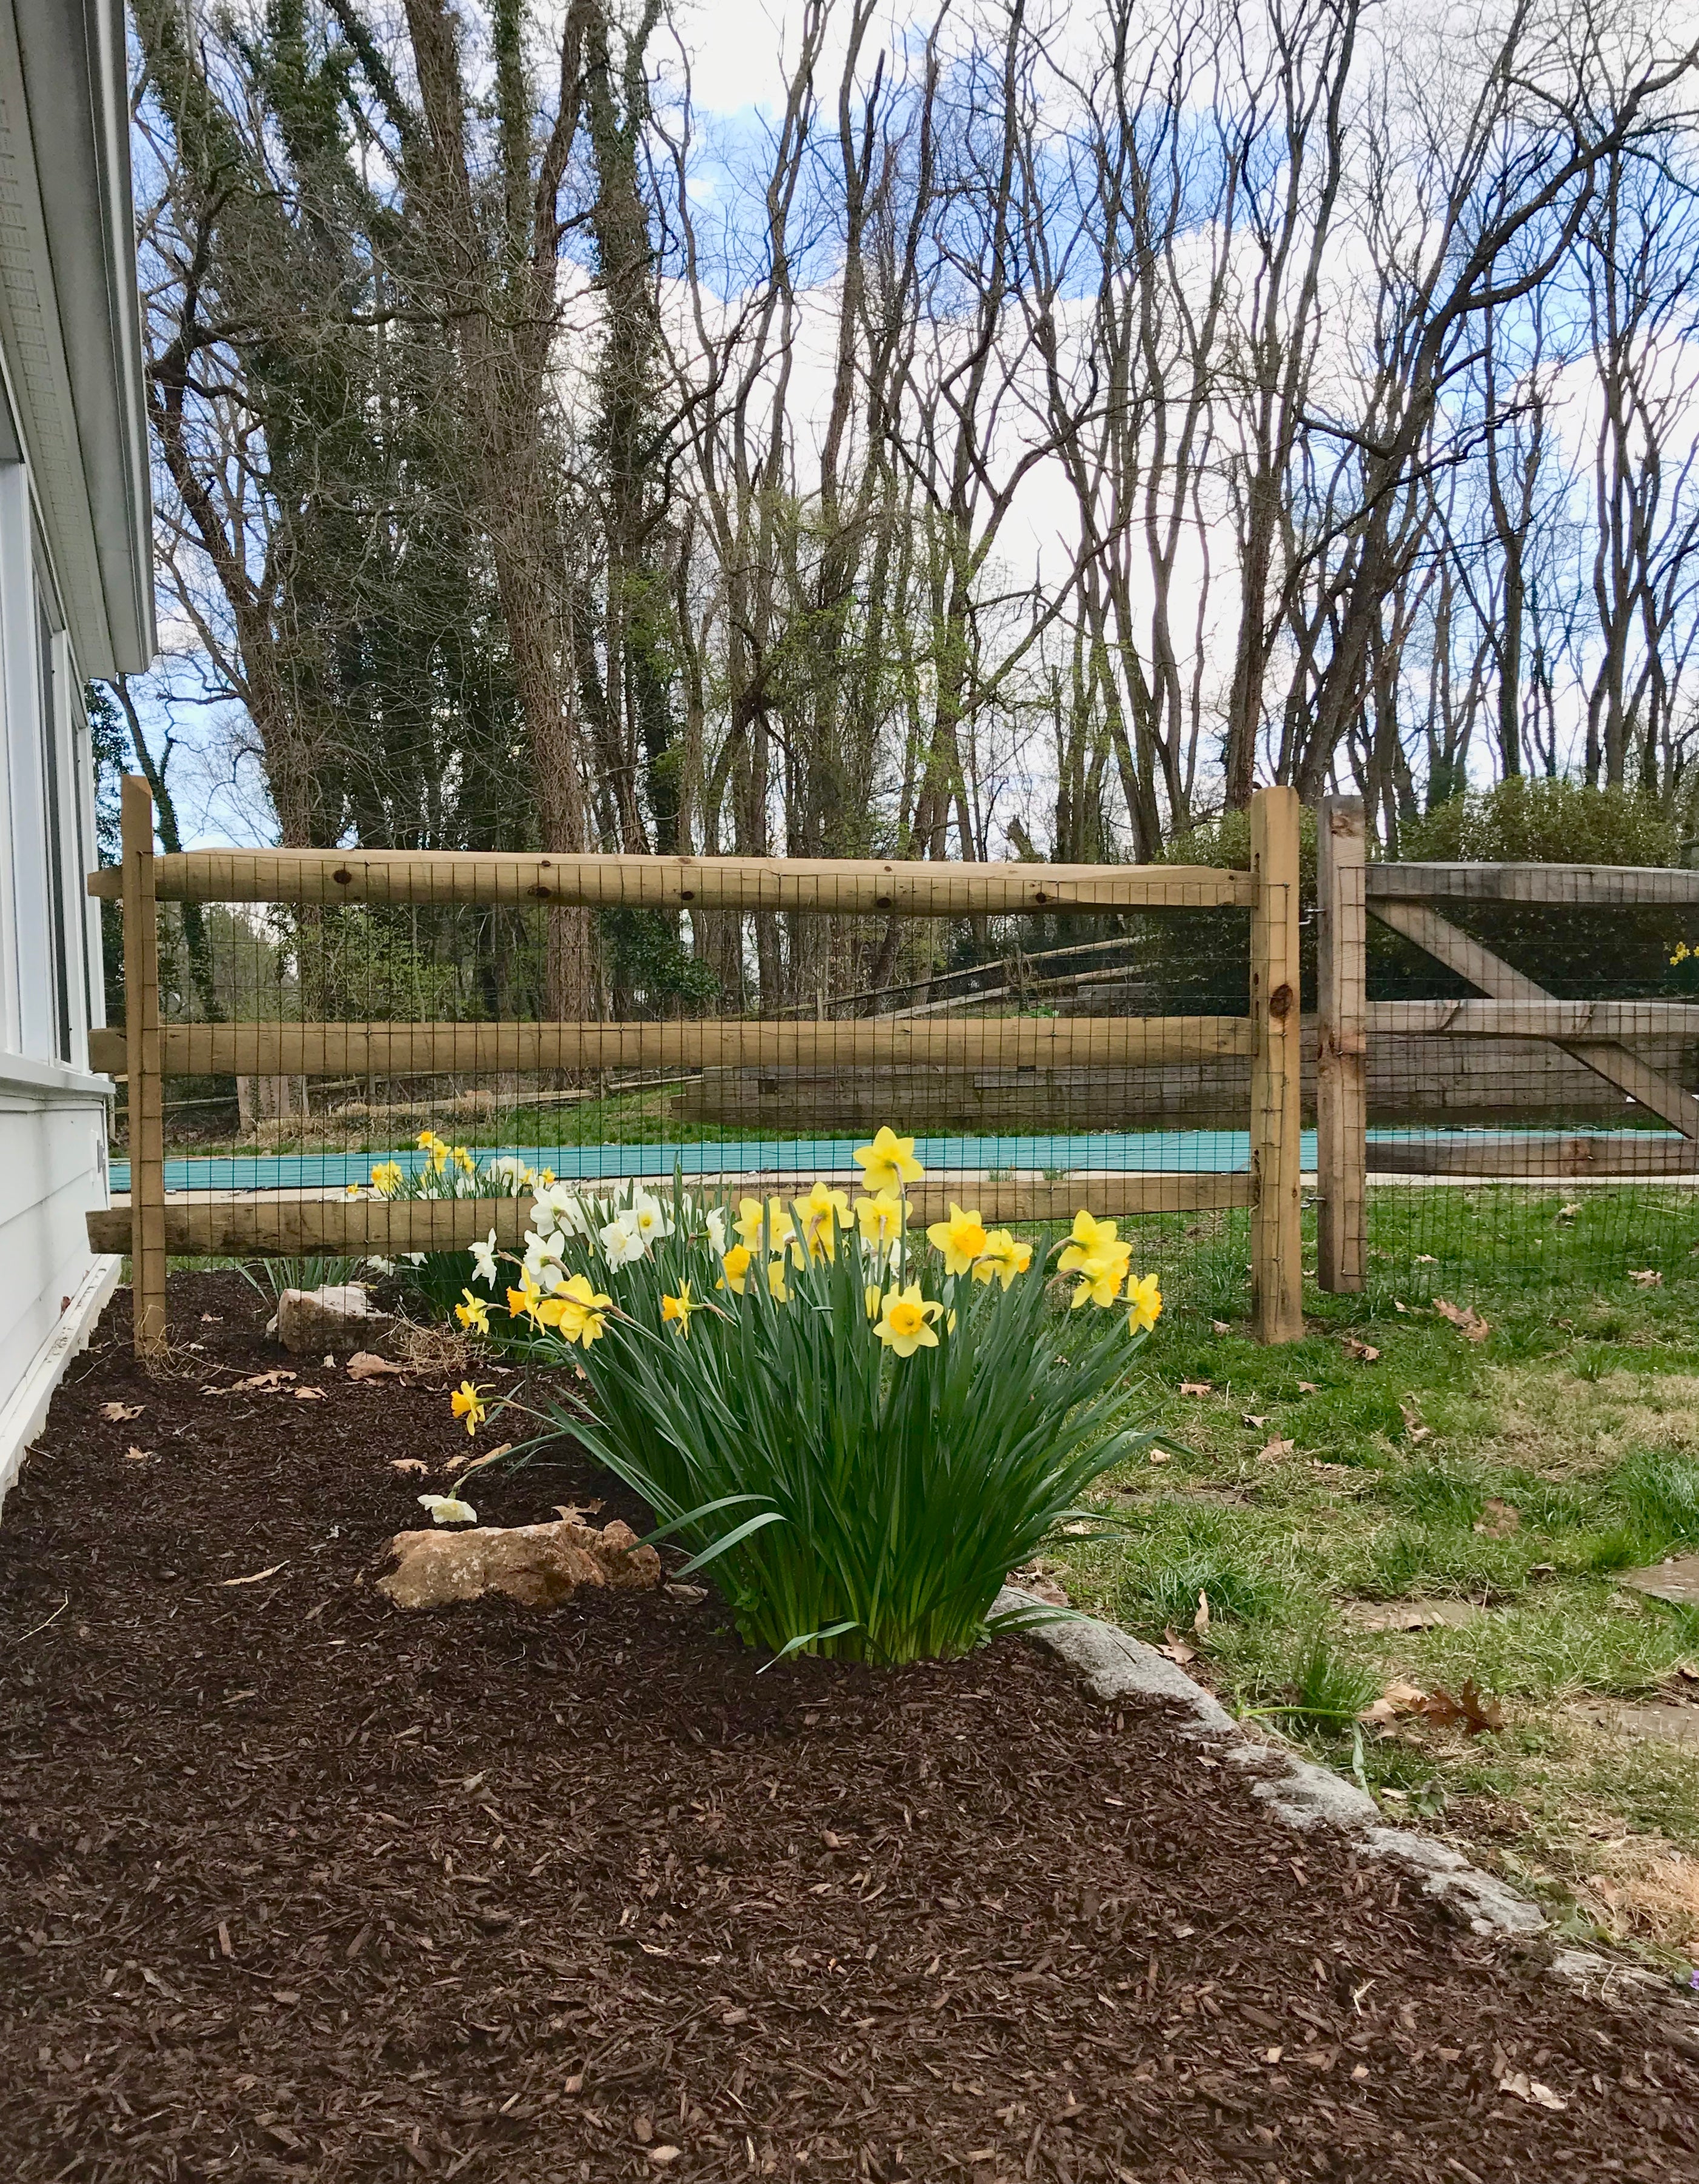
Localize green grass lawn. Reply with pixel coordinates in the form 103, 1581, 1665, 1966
1033, 1189, 1699, 1966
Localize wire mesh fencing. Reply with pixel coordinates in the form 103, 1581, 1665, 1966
96, 788, 1307, 1351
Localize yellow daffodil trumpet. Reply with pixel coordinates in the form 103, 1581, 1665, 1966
926, 1201, 989, 1277
875, 1282, 943, 1358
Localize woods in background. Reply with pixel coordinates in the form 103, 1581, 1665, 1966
126, 0, 1699, 1012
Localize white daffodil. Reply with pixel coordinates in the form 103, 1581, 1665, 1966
418, 1494, 476, 1526
404, 1252, 427, 1267
521, 1230, 568, 1293
627, 1191, 673, 1245
530, 1182, 584, 1235
704, 1206, 727, 1254
470, 1227, 499, 1288
486, 1155, 530, 1194
600, 1212, 647, 1267
364, 1255, 395, 1277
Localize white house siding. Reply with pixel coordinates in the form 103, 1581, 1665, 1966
0, 1, 154, 1503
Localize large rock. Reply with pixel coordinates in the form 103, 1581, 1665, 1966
377, 1515, 662, 1611
273, 1284, 378, 1354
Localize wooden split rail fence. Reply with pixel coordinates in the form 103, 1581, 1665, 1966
92, 778, 1307, 1354
1314, 793, 1699, 1292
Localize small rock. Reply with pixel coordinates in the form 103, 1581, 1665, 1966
1570, 1698, 1699, 1748
1343, 1598, 1481, 1632
377, 1516, 662, 1611
275, 1286, 378, 1355
1620, 1555, 1699, 1608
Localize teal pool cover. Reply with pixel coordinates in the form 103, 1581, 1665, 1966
108, 1126, 1678, 1196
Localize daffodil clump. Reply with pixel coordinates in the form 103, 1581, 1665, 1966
455, 1129, 1165, 1666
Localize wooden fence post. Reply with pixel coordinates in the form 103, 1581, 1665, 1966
1250, 785, 1304, 1342
1316, 794, 1367, 1291
122, 775, 167, 1356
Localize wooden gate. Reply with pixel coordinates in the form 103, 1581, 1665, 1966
1314, 792, 1699, 1291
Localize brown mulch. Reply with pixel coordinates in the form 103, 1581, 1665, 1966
2, 1274, 1697, 2183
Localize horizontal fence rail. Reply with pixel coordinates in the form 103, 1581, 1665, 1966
1365, 862, 1699, 909
88, 1016, 1256, 1079
1369, 1001, 1699, 1040
87, 849, 1255, 914
87, 1171, 1258, 1260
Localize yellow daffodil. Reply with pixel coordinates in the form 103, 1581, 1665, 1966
1067, 1244, 1130, 1310
453, 1145, 477, 1176
733, 1195, 795, 1251
926, 1201, 988, 1276
507, 1269, 544, 1324
536, 1168, 556, 1188
455, 1288, 491, 1335
537, 1271, 612, 1346
416, 1129, 449, 1176
344, 1182, 361, 1198
370, 1160, 404, 1197
766, 1257, 791, 1303
853, 1189, 906, 1250
793, 1180, 852, 1260
661, 1282, 699, 1334
864, 1283, 883, 1318
874, 1281, 943, 1358
853, 1125, 925, 1194
1674, 943, 1692, 965
717, 1243, 752, 1295
1057, 1209, 1120, 1271
973, 1229, 1032, 1288
1126, 1272, 1163, 1334
1058, 1209, 1130, 1308
449, 1380, 487, 1435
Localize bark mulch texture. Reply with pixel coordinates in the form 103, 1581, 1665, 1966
2, 1274, 1696, 2184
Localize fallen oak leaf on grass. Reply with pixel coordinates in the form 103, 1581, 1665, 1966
1398, 1400, 1431, 1444
1433, 1297, 1490, 1342
1158, 1628, 1197, 1665
1418, 1679, 1504, 1734
1474, 1495, 1521, 1538
1178, 1381, 1212, 1397
1258, 1437, 1295, 1463
1629, 1268, 1663, 1287
1359, 1679, 1429, 1729
1341, 1336, 1380, 1363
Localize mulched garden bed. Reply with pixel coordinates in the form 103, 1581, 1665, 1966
2, 1273, 1697, 2183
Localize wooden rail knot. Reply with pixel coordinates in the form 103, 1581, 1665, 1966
1269, 982, 1295, 1020
529, 884, 553, 900
332, 867, 351, 885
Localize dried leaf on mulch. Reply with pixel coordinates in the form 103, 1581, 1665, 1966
347, 1351, 408, 1380
99, 1401, 144, 1421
